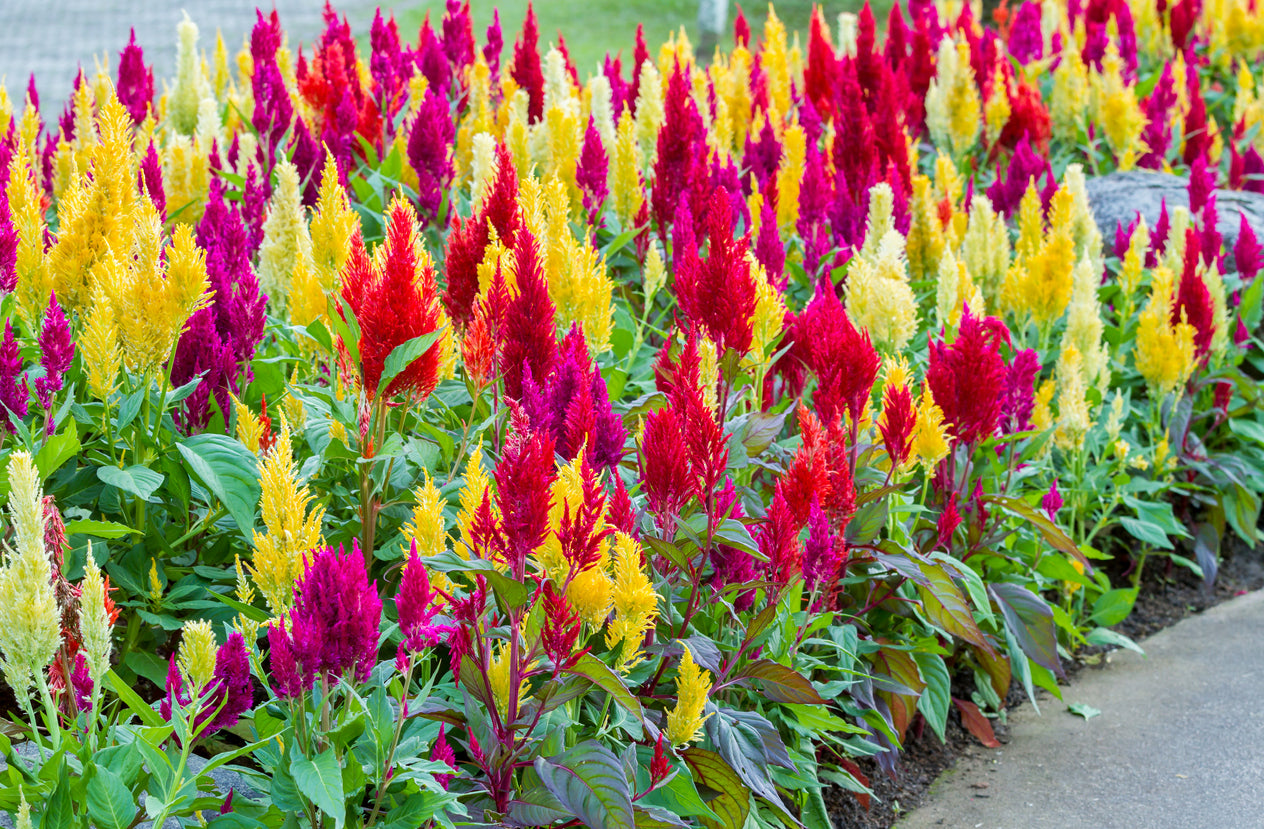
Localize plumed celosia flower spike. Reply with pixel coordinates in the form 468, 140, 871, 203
195, 631, 254, 736
576, 118, 609, 217
797, 284, 880, 430
442, 0, 476, 80
1042, 479, 1064, 521
78, 550, 114, 685
432, 724, 458, 790
639, 405, 695, 526
484, 10, 504, 84
1235, 214, 1261, 283
341, 195, 445, 400
415, 16, 451, 96
33, 292, 73, 413
444, 143, 521, 328
0, 452, 61, 698
396, 542, 453, 653
1175, 228, 1217, 362
674, 187, 759, 356
926, 307, 1012, 446
250, 9, 295, 169
116, 28, 154, 124
0, 320, 28, 432
495, 406, 557, 577
651, 62, 705, 239
605, 532, 657, 673
370, 10, 412, 130
0, 196, 17, 295
1000, 348, 1041, 434
666, 645, 712, 746
541, 581, 585, 673
522, 323, 626, 472
511, 2, 545, 123
137, 141, 166, 217
501, 227, 559, 401
408, 88, 455, 226
802, 498, 846, 591
266, 616, 308, 700
1138, 64, 1177, 170
1007, 1, 1044, 63
287, 541, 383, 686
878, 362, 917, 470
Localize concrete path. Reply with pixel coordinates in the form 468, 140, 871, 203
896, 589, 1264, 829
0, 0, 379, 114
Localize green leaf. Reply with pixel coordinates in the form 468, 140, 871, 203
1067, 703, 1101, 720
534, 741, 635, 829
106, 668, 163, 727
209, 589, 270, 623
376, 330, 445, 397
35, 419, 79, 478
985, 495, 1091, 570
1084, 627, 1144, 655
729, 659, 826, 705
681, 747, 750, 829
97, 464, 165, 501
291, 749, 345, 827
177, 434, 260, 535
991, 582, 1064, 680
86, 766, 137, 829
63, 519, 142, 539
482, 569, 530, 611
913, 653, 951, 743
564, 653, 644, 720
1090, 587, 1138, 627
917, 561, 990, 651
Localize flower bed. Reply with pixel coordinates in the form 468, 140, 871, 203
0, 0, 1262, 826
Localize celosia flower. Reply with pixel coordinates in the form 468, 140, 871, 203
1235, 215, 1261, 283
0, 320, 29, 432
500, 228, 559, 401
926, 308, 1011, 446
665, 645, 712, 746
708, 481, 758, 611
272, 541, 383, 692
878, 365, 917, 469
674, 187, 759, 356
432, 725, 457, 790
0, 452, 61, 698
1175, 229, 1217, 362
163, 630, 254, 739
1135, 266, 1197, 397
541, 582, 585, 672
803, 498, 845, 591
0, 197, 17, 295
408, 88, 455, 226
937, 494, 962, 549
639, 406, 694, 524
494, 408, 557, 577
1043, 479, 1064, 521
576, 118, 609, 216
78, 551, 113, 684
925, 38, 981, 158
522, 324, 626, 471
250, 9, 295, 166
651, 63, 704, 237
250, 416, 326, 613
511, 2, 545, 122
1000, 349, 1040, 434
177, 619, 219, 692
797, 285, 881, 429
396, 542, 452, 653
341, 196, 445, 400
116, 28, 154, 124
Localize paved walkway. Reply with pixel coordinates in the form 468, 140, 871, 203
896, 589, 1264, 829
0, 0, 378, 113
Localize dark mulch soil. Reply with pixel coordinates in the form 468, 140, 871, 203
823, 537, 1264, 829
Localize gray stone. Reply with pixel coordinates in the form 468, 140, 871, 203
895, 589, 1264, 829
1084, 169, 1264, 272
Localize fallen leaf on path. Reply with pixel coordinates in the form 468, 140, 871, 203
1068, 703, 1102, 720
953, 698, 1002, 748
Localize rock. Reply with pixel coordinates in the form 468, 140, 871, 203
1083, 170, 1264, 273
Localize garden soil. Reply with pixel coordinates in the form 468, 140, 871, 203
824, 537, 1264, 829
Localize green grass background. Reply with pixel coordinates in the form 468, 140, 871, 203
394, 1, 891, 78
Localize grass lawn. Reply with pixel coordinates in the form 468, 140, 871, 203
392, 1, 890, 79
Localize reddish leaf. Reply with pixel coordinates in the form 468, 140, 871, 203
972, 638, 1012, 700
917, 562, 991, 652
954, 698, 1001, 748
984, 494, 1092, 571
839, 757, 871, 811
730, 659, 827, 705
682, 747, 750, 829
870, 645, 925, 740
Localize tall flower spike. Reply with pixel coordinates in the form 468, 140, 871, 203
674, 186, 759, 355
0, 453, 61, 697
798, 285, 880, 429
340, 195, 445, 400
665, 645, 712, 746
32, 293, 73, 415
396, 542, 451, 652
408, 88, 455, 226
0, 321, 28, 432
878, 361, 917, 469
926, 308, 1011, 446
287, 542, 383, 685
250, 416, 326, 613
